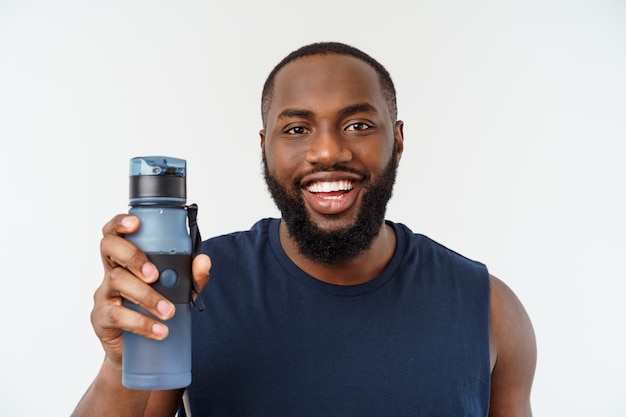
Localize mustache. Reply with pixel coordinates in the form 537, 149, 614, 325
292, 164, 370, 186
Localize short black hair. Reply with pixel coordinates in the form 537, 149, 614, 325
261, 41, 398, 127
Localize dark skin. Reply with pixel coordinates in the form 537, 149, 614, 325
71, 214, 210, 417
72, 54, 536, 417
260, 54, 404, 285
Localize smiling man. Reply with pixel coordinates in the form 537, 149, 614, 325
261, 49, 403, 279
73, 42, 536, 417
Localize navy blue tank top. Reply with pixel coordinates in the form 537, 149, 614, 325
188, 218, 490, 416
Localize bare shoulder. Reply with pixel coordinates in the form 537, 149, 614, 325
489, 274, 537, 417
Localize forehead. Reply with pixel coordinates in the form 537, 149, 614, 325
268, 54, 386, 118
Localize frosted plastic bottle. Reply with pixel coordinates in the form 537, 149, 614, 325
122, 156, 192, 390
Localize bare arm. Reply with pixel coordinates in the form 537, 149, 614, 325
71, 215, 210, 417
71, 358, 183, 417
489, 274, 537, 417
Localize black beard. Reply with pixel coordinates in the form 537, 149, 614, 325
263, 150, 398, 265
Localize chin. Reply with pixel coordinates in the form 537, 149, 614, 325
309, 214, 359, 233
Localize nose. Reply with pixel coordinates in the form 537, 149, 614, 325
305, 126, 352, 167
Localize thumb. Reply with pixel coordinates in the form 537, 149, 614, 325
191, 254, 211, 299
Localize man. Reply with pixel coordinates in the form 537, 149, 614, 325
72, 42, 536, 416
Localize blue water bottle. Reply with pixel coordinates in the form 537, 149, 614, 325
122, 156, 193, 390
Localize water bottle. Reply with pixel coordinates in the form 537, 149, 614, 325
122, 156, 192, 390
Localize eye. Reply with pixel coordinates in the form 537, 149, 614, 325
285, 126, 309, 135
345, 122, 372, 131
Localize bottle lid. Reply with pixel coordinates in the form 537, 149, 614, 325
129, 156, 187, 205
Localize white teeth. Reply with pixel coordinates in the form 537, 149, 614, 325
307, 180, 354, 193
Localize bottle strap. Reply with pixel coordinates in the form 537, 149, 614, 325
186, 203, 205, 312
186, 203, 202, 254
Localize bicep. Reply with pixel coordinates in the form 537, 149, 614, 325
489, 275, 537, 417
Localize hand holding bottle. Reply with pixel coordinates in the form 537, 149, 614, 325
92, 214, 210, 370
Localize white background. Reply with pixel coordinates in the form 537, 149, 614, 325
1, 1, 625, 415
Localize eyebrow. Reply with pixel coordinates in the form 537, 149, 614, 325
339, 103, 378, 117
277, 108, 314, 120
276, 103, 378, 120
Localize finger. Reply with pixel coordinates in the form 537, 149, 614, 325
191, 254, 211, 298
94, 302, 170, 341
100, 229, 159, 285
100, 266, 175, 321
102, 214, 140, 237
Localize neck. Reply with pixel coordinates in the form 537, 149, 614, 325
279, 220, 397, 286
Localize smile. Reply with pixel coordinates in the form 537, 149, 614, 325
301, 177, 361, 215
306, 180, 354, 195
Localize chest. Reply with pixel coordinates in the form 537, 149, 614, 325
188, 271, 490, 417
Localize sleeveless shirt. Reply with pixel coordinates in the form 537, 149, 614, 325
187, 218, 490, 416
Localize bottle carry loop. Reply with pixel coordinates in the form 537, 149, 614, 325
186, 203, 205, 312
186, 203, 202, 254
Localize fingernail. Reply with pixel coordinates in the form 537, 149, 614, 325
121, 216, 137, 228
142, 263, 157, 279
152, 322, 168, 338
157, 300, 174, 318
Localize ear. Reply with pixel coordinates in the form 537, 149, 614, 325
394, 120, 405, 161
259, 129, 266, 149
